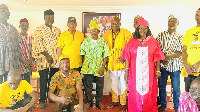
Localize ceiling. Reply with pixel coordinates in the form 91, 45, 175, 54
8, 0, 198, 6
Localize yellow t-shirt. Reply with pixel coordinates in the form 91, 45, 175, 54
57, 30, 85, 69
182, 26, 200, 67
102, 29, 132, 71
0, 80, 34, 108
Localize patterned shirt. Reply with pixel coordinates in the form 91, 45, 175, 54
32, 24, 61, 71
19, 33, 36, 74
179, 92, 200, 112
49, 70, 81, 105
102, 28, 132, 71
0, 23, 20, 75
80, 37, 110, 77
99, 25, 111, 37
156, 31, 183, 72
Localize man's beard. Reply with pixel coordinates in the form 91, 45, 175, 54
190, 92, 200, 99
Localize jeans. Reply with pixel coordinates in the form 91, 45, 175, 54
21, 72, 31, 99
39, 68, 59, 103
184, 75, 200, 92
159, 68, 180, 110
0, 72, 8, 84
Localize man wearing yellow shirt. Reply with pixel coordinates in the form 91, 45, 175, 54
0, 70, 39, 112
102, 16, 132, 111
32, 9, 61, 109
57, 17, 84, 72
182, 8, 200, 92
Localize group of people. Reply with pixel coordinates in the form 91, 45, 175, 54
0, 2, 200, 112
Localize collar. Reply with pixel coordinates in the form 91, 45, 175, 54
62, 72, 71, 79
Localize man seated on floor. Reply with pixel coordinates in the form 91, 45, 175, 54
48, 55, 84, 112
179, 77, 200, 111
0, 70, 39, 112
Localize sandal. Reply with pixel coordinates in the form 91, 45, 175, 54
120, 105, 127, 112
107, 102, 118, 109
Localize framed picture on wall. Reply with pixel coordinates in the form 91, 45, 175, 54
82, 12, 121, 37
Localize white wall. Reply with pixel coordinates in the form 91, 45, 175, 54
6, 3, 199, 94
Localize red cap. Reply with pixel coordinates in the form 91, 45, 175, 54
136, 18, 149, 28
20, 18, 29, 24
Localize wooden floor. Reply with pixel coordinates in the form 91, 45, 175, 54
32, 95, 175, 112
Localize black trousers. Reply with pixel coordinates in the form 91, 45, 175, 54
7, 97, 33, 111
184, 75, 200, 92
39, 68, 59, 103
83, 74, 104, 106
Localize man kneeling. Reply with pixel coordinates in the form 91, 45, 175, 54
0, 70, 39, 112
48, 55, 83, 112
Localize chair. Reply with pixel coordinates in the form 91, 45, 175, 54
31, 72, 40, 95
167, 76, 173, 97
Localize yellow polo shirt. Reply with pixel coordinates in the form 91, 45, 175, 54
102, 28, 132, 71
0, 80, 33, 108
57, 30, 84, 69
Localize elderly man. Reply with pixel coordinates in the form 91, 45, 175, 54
0, 4, 20, 84
157, 14, 183, 112
19, 18, 36, 99
102, 16, 132, 112
57, 17, 84, 72
32, 9, 61, 109
80, 20, 110, 110
179, 77, 200, 111
182, 8, 200, 93
0, 70, 39, 112
48, 55, 84, 112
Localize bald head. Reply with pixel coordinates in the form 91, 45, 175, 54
189, 77, 200, 99
7, 70, 22, 90
0, 4, 10, 21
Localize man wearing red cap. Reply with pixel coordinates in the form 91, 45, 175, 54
122, 18, 164, 112
102, 16, 132, 112
18, 18, 36, 99
0, 4, 20, 84
32, 9, 61, 109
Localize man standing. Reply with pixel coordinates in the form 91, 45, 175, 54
157, 14, 183, 112
0, 4, 20, 84
81, 20, 110, 110
182, 8, 200, 92
102, 16, 132, 112
19, 18, 36, 99
32, 9, 61, 109
57, 17, 84, 72
48, 55, 84, 112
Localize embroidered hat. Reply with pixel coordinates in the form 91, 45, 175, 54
111, 16, 120, 22
44, 9, 54, 16
168, 14, 179, 22
89, 20, 99, 30
59, 55, 70, 62
19, 18, 29, 24
68, 17, 76, 23
136, 18, 149, 28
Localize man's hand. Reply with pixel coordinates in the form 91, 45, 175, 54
75, 107, 83, 112
58, 96, 72, 105
124, 69, 129, 81
156, 72, 161, 79
192, 62, 200, 73
184, 64, 196, 75
41, 51, 53, 64
163, 55, 170, 62
99, 66, 105, 76
14, 106, 29, 112
161, 60, 168, 66
117, 56, 125, 64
